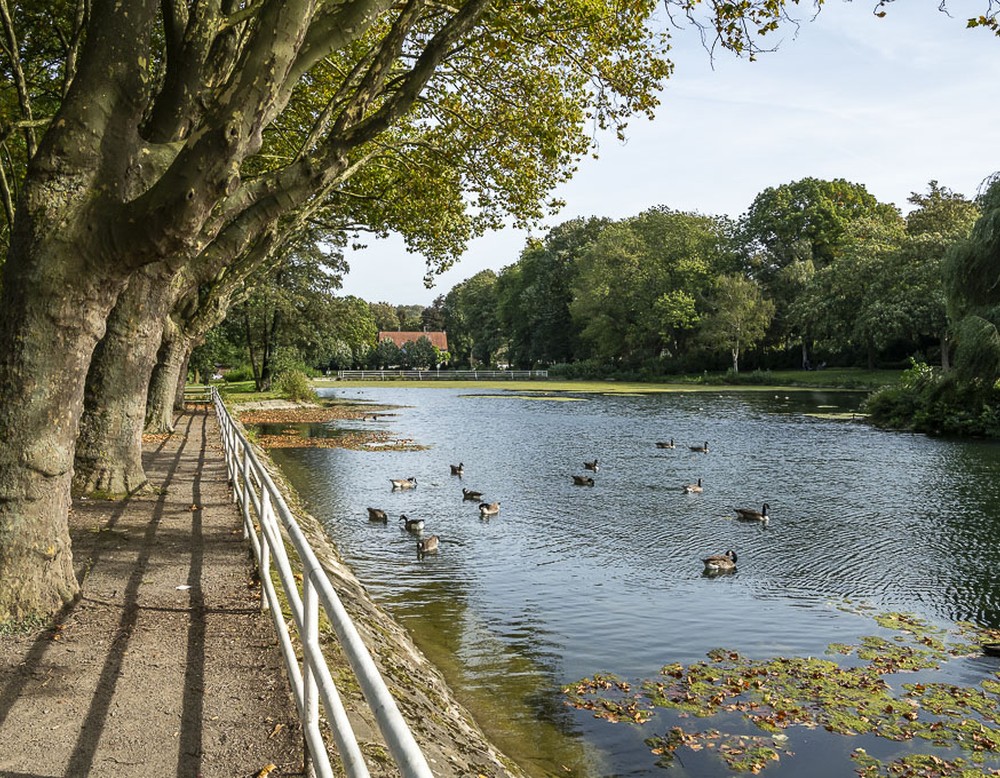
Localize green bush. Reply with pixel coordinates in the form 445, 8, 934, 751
547, 359, 614, 380
717, 368, 774, 385
273, 369, 317, 403
864, 360, 1000, 437
222, 365, 254, 382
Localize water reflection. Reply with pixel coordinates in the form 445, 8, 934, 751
267, 387, 1000, 777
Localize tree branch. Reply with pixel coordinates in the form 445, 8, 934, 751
0, 0, 37, 157
339, 0, 492, 150
285, 0, 397, 87
51, 0, 89, 98
330, 0, 425, 139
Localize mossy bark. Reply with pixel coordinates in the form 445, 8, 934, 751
74, 265, 175, 496
146, 323, 193, 433
0, 237, 127, 619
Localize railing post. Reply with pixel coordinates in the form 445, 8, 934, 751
241, 448, 251, 539
303, 572, 319, 776
259, 490, 272, 612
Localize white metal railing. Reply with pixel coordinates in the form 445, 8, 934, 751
336, 368, 548, 380
211, 387, 433, 778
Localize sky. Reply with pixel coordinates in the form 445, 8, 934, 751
337, 0, 1000, 306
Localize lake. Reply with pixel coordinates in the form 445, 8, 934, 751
265, 386, 1000, 777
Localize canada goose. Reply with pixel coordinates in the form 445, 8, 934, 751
682, 478, 703, 494
734, 503, 769, 523
655, 439, 676, 449
390, 476, 417, 490
450, 463, 464, 476
572, 475, 595, 486
583, 459, 599, 471
462, 488, 484, 501
690, 441, 709, 453
367, 507, 388, 522
478, 501, 500, 517
400, 514, 425, 532
417, 535, 440, 554
702, 549, 737, 573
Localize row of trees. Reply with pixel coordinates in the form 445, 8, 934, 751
202, 178, 979, 381
865, 177, 1000, 436
1, 0, 995, 625
0, 0, 693, 620
440, 178, 981, 375
189, 243, 450, 387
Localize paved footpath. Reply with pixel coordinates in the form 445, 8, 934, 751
0, 407, 305, 778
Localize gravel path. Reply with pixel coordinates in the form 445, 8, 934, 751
0, 407, 304, 778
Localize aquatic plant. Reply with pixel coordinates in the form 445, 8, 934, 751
564, 610, 1000, 775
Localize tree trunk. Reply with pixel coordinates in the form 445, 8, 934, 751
867, 340, 877, 371
941, 331, 951, 371
0, 257, 125, 620
258, 307, 281, 392
74, 266, 173, 497
244, 308, 263, 389
732, 345, 740, 374
146, 321, 190, 434
173, 346, 192, 411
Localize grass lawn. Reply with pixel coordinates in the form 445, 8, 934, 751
307, 367, 900, 394
211, 368, 900, 402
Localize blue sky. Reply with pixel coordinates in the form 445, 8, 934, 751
338, 1, 1000, 306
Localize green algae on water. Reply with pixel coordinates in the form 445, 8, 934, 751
564, 610, 1000, 775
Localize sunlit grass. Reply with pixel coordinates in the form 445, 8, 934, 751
315, 368, 900, 395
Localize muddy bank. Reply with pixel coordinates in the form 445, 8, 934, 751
233, 398, 424, 451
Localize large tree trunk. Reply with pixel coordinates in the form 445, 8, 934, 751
174, 347, 193, 411
73, 265, 173, 497
146, 322, 193, 433
0, 255, 126, 619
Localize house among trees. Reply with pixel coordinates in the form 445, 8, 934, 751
378, 331, 449, 352
373, 331, 450, 369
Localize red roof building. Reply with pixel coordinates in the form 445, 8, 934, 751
378, 331, 449, 352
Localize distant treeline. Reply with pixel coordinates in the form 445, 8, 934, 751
197, 174, 1000, 435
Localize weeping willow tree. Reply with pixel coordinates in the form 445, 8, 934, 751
946, 176, 1000, 387
867, 176, 1000, 435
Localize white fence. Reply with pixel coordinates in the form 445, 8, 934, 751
336, 369, 548, 380
212, 387, 433, 778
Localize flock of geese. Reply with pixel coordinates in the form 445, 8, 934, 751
575, 437, 769, 576
368, 439, 769, 570
368, 465, 502, 555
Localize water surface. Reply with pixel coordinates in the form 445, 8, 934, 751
267, 387, 1000, 776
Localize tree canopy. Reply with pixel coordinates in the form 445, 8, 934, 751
0, 0, 689, 621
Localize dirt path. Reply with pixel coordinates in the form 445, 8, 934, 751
0, 407, 304, 778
